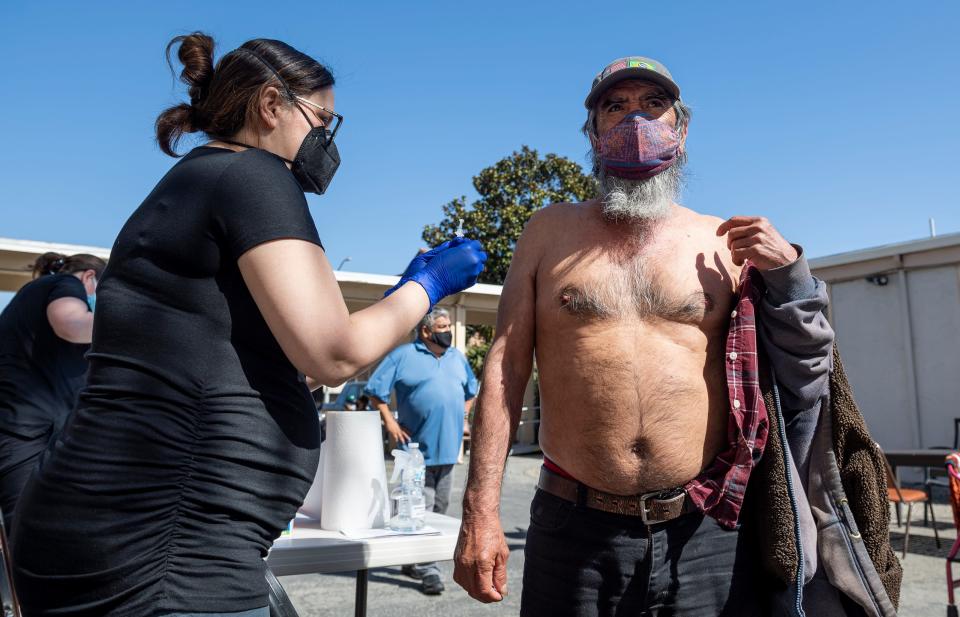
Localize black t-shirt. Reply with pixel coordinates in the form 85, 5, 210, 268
13, 147, 323, 615
0, 273, 90, 441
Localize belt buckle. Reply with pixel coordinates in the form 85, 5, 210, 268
637, 490, 678, 525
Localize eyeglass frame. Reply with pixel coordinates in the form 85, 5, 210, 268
231, 48, 344, 143
294, 96, 343, 142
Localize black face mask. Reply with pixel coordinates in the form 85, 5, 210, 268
223, 119, 339, 195
276, 125, 340, 195
430, 331, 453, 349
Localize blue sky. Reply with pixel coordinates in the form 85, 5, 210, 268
2, 1, 958, 294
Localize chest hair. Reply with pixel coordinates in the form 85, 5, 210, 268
559, 256, 712, 323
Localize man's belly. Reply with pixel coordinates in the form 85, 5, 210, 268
535, 327, 729, 495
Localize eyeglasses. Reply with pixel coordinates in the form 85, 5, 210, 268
295, 96, 343, 142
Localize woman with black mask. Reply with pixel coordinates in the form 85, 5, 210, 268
0, 252, 104, 531
12, 33, 486, 617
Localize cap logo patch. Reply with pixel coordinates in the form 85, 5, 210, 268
600, 59, 658, 83
601, 61, 628, 80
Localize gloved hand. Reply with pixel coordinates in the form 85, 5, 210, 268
384, 238, 468, 299
399, 238, 467, 280
408, 239, 487, 306
386, 239, 486, 307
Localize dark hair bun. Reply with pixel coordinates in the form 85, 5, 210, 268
33, 252, 67, 277
156, 32, 216, 157
169, 32, 215, 104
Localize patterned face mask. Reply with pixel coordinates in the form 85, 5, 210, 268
597, 112, 681, 180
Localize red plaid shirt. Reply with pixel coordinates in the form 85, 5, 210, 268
683, 263, 769, 529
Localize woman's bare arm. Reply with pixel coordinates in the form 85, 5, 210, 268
239, 239, 430, 386
47, 297, 95, 344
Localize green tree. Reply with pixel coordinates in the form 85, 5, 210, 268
423, 146, 595, 375
422, 145, 596, 286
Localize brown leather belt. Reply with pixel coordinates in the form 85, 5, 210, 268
537, 466, 695, 524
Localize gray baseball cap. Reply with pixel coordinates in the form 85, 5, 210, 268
584, 56, 680, 109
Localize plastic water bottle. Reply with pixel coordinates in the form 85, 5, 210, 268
408, 443, 426, 526
389, 443, 426, 532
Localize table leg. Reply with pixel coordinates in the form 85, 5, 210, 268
355, 569, 369, 617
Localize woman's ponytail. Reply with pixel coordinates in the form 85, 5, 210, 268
155, 32, 216, 157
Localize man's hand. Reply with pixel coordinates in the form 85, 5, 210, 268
453, 515, 510, 602
717, 216, 799, 271
385, 419, 410, 445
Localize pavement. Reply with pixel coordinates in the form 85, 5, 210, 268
277, 454, 958, 616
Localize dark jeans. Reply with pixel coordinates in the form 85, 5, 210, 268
521, 489, 767, 617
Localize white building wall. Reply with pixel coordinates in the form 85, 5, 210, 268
906, 266, 960, 448
829, 277, 916, 448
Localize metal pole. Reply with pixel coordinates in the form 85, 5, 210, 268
354, 569, 369, 617
337, 257, 353, 270
453, 304, 467, 353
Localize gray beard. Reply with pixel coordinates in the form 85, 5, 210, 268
595, 154, 686, 223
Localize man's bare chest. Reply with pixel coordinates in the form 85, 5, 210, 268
537, 244, 738, 328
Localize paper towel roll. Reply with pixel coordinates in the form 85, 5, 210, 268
299, 442, 325, 519
320, 411, 390, 531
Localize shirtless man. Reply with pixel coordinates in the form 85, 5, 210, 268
453, 57, 834, 616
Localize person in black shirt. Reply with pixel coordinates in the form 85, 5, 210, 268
12, 33, 486, 617
0, 252, 105, 531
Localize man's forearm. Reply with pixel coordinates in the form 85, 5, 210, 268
463, 352, 527, 518
371, 398, 394, 425
463, 400, 516, 517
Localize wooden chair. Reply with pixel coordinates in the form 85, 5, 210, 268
884, 453, 940, 558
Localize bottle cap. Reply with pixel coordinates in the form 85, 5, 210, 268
409, 442, 419, 449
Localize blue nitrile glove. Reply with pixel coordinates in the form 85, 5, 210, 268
388, 239, 487, 307
384, 237, 467, 298
384, 238, 487, 307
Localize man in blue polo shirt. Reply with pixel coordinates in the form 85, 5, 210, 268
365, 307, 479, 595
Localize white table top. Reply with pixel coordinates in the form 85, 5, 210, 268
266, 512, 461, 577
